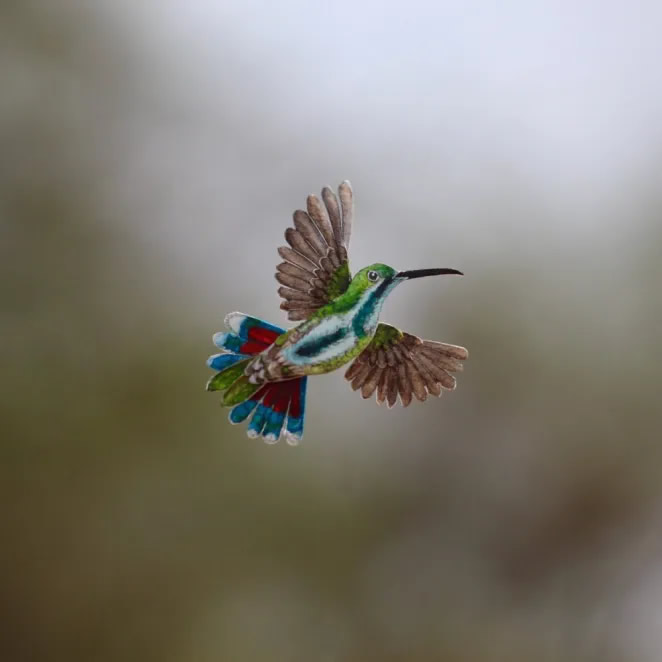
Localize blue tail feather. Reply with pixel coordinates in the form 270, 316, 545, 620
212, 332, 244, 353
285, 415, 304, 441
207, 353, 246, 371
229, 398, 259, 424
263, 408, 286, 443
247, 404, 270, 438
284, 378, 307, 445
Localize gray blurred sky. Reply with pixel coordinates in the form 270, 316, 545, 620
152, 0, 662, 185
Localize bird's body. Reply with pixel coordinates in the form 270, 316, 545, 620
207, 182, 468, 444
245, 264, 399, 381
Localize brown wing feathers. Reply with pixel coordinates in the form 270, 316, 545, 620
277, 181, 353, 321
338, 180, 353, 250
345, 329, 468, 408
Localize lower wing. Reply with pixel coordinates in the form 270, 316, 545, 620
344, 323, 468, 407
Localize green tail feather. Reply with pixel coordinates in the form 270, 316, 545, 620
223, 375, 259, 406
206, 360, 248, 391
206, 359, 261, 406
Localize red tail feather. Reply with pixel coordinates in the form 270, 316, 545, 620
239, 328, 280, 356
248, 326, 280, 345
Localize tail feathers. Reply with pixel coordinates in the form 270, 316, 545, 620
229, 377, 308, 445
207, 313, 306, 444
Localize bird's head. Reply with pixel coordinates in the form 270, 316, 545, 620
343, 263, 463, 333
349, 263, 463, 297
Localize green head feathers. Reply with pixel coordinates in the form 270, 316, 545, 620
346, 263, 464, 297
329, 263, 463, 319
347, 263, 399, 295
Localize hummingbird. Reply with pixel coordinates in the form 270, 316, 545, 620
207, 180, 468, 444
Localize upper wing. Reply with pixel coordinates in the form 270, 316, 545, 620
276, 181, 354, 321
344, 323, 468, 407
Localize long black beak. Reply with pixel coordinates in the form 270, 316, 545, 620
396, 268, 463, 279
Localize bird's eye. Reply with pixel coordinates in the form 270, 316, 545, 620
367, 270, 379, 282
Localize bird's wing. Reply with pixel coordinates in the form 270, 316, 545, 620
344, 323, 468, 407
276, 181, 354, 321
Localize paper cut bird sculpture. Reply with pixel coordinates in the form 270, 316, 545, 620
207, 181, 468, 444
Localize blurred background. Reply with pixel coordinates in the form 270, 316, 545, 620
2, 1, 662, 660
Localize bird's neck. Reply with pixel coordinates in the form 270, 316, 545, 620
332, 280, 398, 338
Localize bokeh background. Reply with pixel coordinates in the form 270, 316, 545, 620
3, 1, 662, 660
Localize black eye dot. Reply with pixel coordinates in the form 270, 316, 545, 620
367, 270, 379, 282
